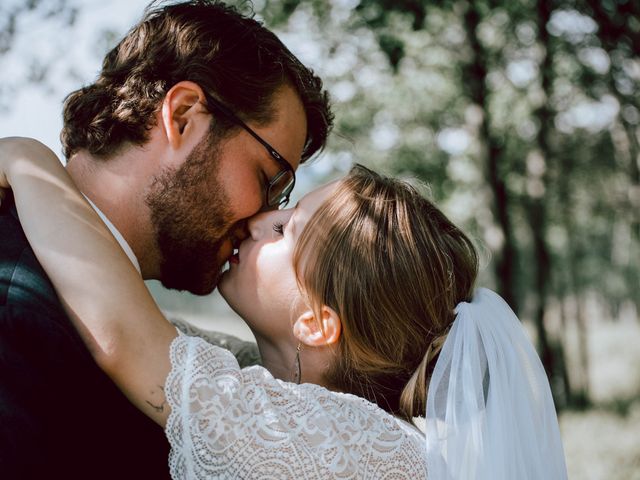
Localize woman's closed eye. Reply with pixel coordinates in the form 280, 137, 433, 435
271, 206, 296, 237
272, 222, 285, 235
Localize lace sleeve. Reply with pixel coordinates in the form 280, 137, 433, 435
168, 316, 261, 367
164, 335, 428, 480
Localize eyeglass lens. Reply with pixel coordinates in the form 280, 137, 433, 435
268, 170, 295, 207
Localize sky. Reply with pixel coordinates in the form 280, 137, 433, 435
0, 0, 149, 151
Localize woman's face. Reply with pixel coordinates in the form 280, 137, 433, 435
219, 181, 339, 340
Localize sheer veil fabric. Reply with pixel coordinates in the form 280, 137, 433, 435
426, 288, 568, 479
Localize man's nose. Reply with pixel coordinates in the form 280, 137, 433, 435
259, 202, 279, 214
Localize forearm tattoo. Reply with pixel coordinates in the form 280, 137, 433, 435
145, 385, 166, 413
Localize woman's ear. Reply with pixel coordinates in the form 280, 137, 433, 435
293, 306, 342, 347
160, 80, 208, 149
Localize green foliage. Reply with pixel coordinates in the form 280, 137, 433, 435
0, 0, 76, 110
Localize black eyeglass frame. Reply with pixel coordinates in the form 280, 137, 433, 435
202, 92, 296, 208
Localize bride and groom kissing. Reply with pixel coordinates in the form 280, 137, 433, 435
0, 1, 567, 479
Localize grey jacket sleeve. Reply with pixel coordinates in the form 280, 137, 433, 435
168, 316, 262, 368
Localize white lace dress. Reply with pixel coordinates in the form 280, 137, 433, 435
164, 334, 428, 479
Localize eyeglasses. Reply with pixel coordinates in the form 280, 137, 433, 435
202, 92, 296, 209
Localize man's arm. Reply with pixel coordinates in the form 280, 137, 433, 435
1, 137, 177, 426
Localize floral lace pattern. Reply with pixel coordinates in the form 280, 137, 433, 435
165, 335, 428, 479
168, 316, 262, 368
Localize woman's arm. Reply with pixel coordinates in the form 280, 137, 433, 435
0, 137, 177, 426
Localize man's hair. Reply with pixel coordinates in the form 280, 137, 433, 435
61, 1, 332, 160
293, 165, 479, 422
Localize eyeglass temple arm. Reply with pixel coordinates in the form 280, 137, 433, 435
205, 95, 285, 162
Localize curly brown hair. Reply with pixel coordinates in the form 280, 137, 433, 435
61, 1, 332, 160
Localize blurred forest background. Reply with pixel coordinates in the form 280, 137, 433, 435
1, 0, 639, 478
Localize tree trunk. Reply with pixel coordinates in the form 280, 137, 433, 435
529, 0, 572, 407
583, 0, 640, 239
462, 0, 518, 312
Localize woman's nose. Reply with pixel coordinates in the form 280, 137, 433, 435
247, 211, 273, 239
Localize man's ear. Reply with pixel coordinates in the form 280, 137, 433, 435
160, 80, 208, 149
293, 306, 342, 347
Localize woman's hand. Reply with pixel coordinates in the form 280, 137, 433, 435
0, 137, 59, 205
0, 175, 6, 206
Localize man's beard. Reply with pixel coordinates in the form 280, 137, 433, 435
145, 130, 234, 295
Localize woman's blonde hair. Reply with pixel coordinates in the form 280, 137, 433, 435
293, 165, 478, 422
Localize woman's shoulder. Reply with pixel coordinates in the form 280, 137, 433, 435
270, 372, 425, 441
166, 335, 427, 479
169, 334, 422, 436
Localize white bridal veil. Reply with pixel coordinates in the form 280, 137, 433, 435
425, 288, 568, 479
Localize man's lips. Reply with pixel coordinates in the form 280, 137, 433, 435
227, 227, 250, 266
218, 237, 238, 268
227, 235, 242, 265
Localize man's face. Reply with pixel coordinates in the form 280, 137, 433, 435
145, 85, 308, 295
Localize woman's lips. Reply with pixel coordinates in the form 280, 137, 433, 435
229, 249, 240, 264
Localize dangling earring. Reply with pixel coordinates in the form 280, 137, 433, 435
293, 342, 302, 384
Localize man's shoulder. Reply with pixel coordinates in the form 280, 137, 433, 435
0, 196, 60, 314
